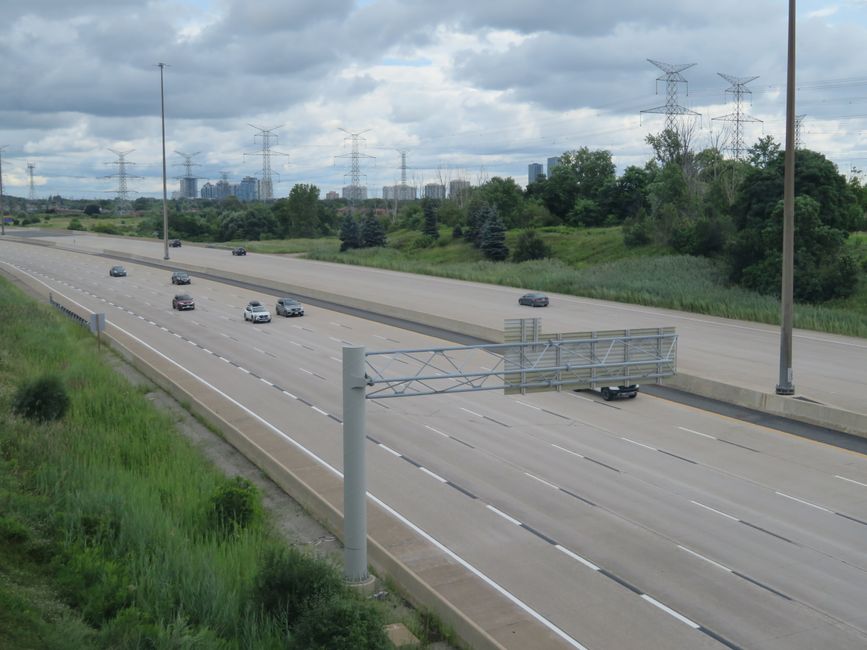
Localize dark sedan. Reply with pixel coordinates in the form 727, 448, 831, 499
171, 271, 191, 285
109, 265, 127, 277
518, 292, 549, 307
232, 247, 247, 256
172, 293, 195, 310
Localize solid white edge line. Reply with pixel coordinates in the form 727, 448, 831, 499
420, 467, 447, 483
555, 545, 600, 571
678, 426, 716, 439
525, 472, 559, 490
378, 443, 402, 457
690, 500, 739, 521
621, 437, 657, 451
15, 266, 590, 650
424, 425, 449, 437
640, 595, 700, 629
486, 504, 522, 526
676, 545, 732, 572
775, 491, 832, 512
835, 475, 867, 488
551, 443, 584, 459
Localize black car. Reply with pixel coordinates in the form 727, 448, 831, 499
518, 292, 549, 307
232, 247, 247, 256
276, 297, 305, 317
172, 293, 195, 310
599, 385, 639, 401
109, 265, 127, 277
171, 271, 191, 285
169, 239, 182, 248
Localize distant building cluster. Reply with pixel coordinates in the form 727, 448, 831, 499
424, 183, 446, 200
325, 191, 340, 200
200, 176, 261, 202
448, 179, 471, 200
382, 185, 417, 201
342, 185, 368, 201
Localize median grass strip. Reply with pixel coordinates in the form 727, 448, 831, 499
0, 277, 399, 649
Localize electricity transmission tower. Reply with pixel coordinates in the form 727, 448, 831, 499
104, 149, 141, 214
392, 148, 413, 219
247, 124, 288, 201
335, 128, 375, 210
712, 73, 762, 160
27, 162, 36, 201
174, 151, 201, 199
0, 145, 7, 235
795, 114, 806, 149
641, 59, 700, 132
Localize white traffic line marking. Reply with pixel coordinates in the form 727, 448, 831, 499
329, 336, 342, 343
568, 393, 595, 402
299, 368, 314, 375
282, 390, 297, 399
678, 426, 716, 439
461, 407, 483, 418
173, 332, 182, 338
238, 367, 251, 374
420, 467, 448, 483
775, 491, 832, 513
259, 377, 271, 385
641, 595, 700, 629
551, 443, 584, 459
677, 545, 732, 572
160, 327, 169, 332
621, 437, 656, 451
486, 504, 522, 526
311, 406, 329, 417
188, 340, 197, 345
330, 356, 342, 362
835, 475, 867, 488
202, 348, 212, 354
690, 500, 739, 521
221, 357, 231, 363
425, 425, 449, 438
525, 472, 559, 489
253, 347, 265, 354
515, 400, 541, 411
291, 341, 302, 347
378, 443, 402, 457
555, 544, 600, 571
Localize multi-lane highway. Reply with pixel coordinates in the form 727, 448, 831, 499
2, 234, 867, 650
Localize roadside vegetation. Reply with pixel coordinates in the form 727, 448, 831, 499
0, 277, 453, 649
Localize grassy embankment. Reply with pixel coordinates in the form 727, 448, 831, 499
0, 277, 451, 649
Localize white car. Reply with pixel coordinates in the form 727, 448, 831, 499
243, 300, 271, 323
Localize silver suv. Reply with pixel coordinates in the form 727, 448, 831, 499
243, 300, 271, 323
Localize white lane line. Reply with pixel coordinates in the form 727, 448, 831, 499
555, 545, 600, 571
690, 500, 739, 521
641, 595, 700, 629
238, 367, 251, 374
220, 332, 230, 338
259, 377, 271, 386
425, 425, 449, 438
677, 545, 732, 572
525, 472, 559, 490
253, 347, 265, 354
373, 334, 387, 340
188, 340, 197, 346
486, 505, 522, 526
299, 368, 314, 375
775, 491, 832, 513
329, 336, 342, 343
835, 475, 867, 488
568, 393, 595, 402
202, 348, 212, 354
420, 467, 448, 483
330, 356, 341, 362
551, 443, 585, 459
621, 437, 657, 451
678, 426, 716, 440
311, 406, 329, 417
290, 341, 302, 347
220, 357, 231, 363
160, 327, 169, 332
173, 333, 182, 338
378, 443, 402, 457
148, 321, 156, 326
461, 407, 484, 418
282, 390, 297, 399
480, 366, 491, 371
515, 400, 541, 411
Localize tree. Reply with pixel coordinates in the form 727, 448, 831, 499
512, 229, 551, 262
338, 213, 360, 251
476, 177, 524, 228
541, 147, 616, 225
83, 204, 101, 216
275, 183, 320, 238
360, 212, 387, 247
421, 199, 439, 238
480, 212, 509, 261
747, 135, 781, 169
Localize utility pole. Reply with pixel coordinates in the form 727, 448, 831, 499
158, 62, 170, 261
777, 0, 796, 395
0, 145, 7, 235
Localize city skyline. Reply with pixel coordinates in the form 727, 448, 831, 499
2, 1, 867, 200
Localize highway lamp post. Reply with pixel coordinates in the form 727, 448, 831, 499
777, 0, 796, 395
158, 62, 170, 261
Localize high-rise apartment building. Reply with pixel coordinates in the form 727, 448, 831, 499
383, 185, 417, 201
325, 191, 339, 200
342, 185, 368, 201
448, 179, 471, 200
547, 156, 562, 177
423, 183, 446, 200
528, 163, 543, 185
235, 176, 259, 202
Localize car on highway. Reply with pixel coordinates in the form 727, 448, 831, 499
169, 239, 182, 248
518, 292, 549, 307
276, 297, 305, 317
109, 265, 127, 277
172, 293, 195, 311
232, 246, 247, 256
171, 271, 191, 285
597, 384, 639, 401
243, 300, 271, 323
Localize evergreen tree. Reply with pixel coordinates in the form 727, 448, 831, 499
421, 199, 439, 238
480, 212, 509, 261
360, 213, 387, 247
338, 213, 360, 252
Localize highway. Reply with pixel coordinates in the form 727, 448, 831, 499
2, 235, 867, 649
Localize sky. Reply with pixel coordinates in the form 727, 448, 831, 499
1, 0, 867, 200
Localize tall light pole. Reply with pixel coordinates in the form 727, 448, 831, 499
0, 145, 7, 236
158, 62, 170, 261
777, 0, 796, 395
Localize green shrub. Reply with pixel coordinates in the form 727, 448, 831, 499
68, 218, 85, 231
12, 375, 70, 422
53, 547, 131, 627
209, 476, 261, 532
252, 547, 343, 625
512, 229, 551, 262
292, 596, 389, 650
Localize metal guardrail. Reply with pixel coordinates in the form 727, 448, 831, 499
48, 293, 89, 328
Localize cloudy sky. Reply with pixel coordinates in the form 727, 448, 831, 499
2, 0, 867, 200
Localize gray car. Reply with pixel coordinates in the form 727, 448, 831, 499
276, 297, 305, 317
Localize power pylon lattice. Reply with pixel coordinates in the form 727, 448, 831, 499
247, 124, 288, 201
795, 114, 806, 149
104, 149, 141, 214
712, 73, 762, 160
27, 162, 36, 201
336, 128, 375, 209
641, 59, 700, 132
174, 151, 201, 199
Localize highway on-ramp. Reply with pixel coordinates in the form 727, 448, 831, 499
2, 235, 867, 649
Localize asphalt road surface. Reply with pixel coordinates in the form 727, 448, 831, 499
2, 236, 867, 650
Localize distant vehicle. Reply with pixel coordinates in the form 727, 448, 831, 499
171, 271, 191, 285
109, 265, 127, 277
597, 384, 639, 401
169, 239, 182, 248
276, 297, 305, 317
172, 293, 195, 311
243, 300, 271, 323
232, 246, 247, 256
518, 292, 549, 307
